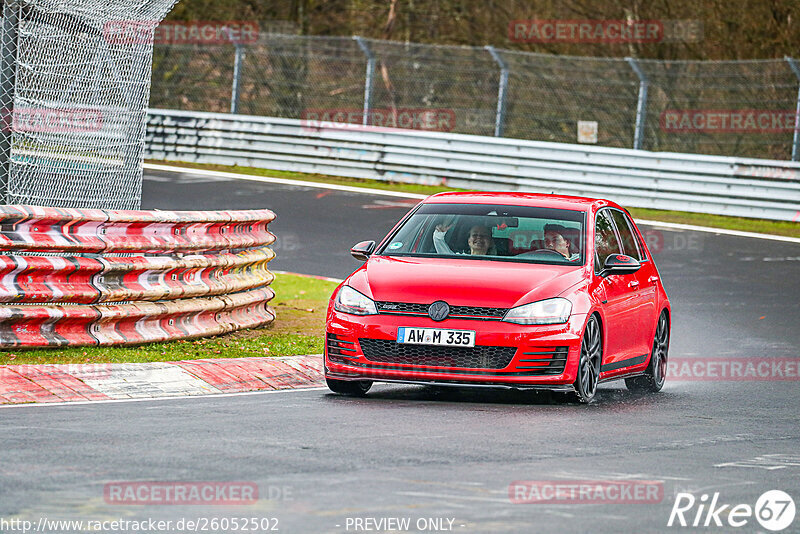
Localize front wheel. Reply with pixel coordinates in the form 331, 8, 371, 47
565, 315, 602, 404
326, 377, 372, 396
626, 312, 669, 393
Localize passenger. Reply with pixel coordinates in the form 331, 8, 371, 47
434, 223, 496, 255
543, 224, 580, 261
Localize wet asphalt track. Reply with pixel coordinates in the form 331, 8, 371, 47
1, 168, 799, 533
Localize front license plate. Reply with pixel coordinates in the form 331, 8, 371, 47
397, 327, 476, 347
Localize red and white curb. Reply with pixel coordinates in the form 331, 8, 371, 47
0, 355, 323, 404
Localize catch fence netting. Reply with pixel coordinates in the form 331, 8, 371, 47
0, 0, 177, 209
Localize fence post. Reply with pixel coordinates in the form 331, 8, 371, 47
0, 0, 20, 203
354, 36, 375, 126
485, 45, 509, 137
626, 57, 648, 150
230, 43, 245, 114
786, 57, 800, 162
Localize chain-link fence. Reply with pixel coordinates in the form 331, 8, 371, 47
636, 59, 799, 160
0, 0, 177, 209
150, 34, 800, 161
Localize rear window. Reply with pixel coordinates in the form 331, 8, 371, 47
377, 203, 586, 265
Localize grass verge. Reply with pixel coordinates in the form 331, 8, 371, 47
147, 159, 800, 238
0, 273, 338, 365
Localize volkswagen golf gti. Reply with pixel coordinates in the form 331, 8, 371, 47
324, 192, 670, 403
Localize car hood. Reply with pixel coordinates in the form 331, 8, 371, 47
348, 256, 587, 308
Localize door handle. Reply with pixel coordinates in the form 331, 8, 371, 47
648, 276, 659, 284
628, 280, 640, 289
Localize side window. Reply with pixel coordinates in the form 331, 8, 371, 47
595, 210, 621, 271
611, 210, 641, 261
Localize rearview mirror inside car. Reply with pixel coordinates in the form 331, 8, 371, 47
350, 240, 376, 261
494, 217, 519, 229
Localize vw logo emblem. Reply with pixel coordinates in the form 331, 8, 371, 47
428, 301, 450, 322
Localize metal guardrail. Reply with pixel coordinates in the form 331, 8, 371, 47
145, 109, 800, 222
0, 205, 276, 348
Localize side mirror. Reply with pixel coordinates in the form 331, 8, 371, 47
350, 240, 376, 261
600, 254, 641, 277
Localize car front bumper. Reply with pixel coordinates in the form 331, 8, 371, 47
325, 310, 587, 389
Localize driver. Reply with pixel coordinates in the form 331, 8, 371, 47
543, 224, 580, 261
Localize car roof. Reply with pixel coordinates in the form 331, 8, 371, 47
424, 191, 617, 212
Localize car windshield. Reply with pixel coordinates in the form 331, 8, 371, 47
378, 203, 585, 265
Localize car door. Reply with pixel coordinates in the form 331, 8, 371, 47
594, 209, 640, 366
610, 209, 658, 359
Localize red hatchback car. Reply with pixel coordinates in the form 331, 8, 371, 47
325, 192, 670, 403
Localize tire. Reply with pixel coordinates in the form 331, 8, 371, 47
326, 377, 372, 396
626, 311, 669, 393
565, 315, 602, 404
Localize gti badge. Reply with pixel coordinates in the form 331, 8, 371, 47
428, 301, 450, 321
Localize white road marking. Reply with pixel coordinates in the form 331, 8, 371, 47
550, 470, 691, 482
396, 491, 510, 504
362, 199, 422, 209
738, 256, 800, 261
671, 481, 757, 496
143, 163, 428, 199
635, 219, 800, 244
0, 386, 328, 409
73, 362, 222, 399
714, 454, 800, 470
144, 163, 800, 244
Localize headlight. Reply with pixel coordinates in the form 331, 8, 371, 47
334, 286, 378, 316
502, 298, 572, 325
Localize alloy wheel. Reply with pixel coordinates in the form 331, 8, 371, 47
625, 311, 669, 393
573, 315, 602, 403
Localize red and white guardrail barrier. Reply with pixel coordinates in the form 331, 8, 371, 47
0, 205, 276, 348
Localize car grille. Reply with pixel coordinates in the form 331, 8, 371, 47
375, 301, 507, 320
514, 346, 569, 375
358, 338, 516, 369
